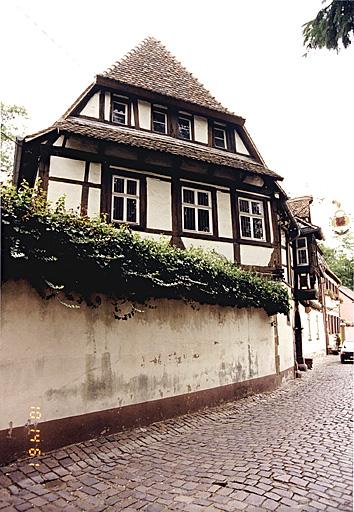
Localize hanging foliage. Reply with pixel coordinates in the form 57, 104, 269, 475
1, 182, 290, 317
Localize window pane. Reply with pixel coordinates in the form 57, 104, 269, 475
240, 216, 251, 237
152, 111, 166, 133
184, 207, 196, 230
214, 128, 226, 148
297, 238, 306, 248
127, 180, 137, 196
113, 177, 124, 194
251, 201, 262, 215
239, 199, 249, 213
113, 196, 124, 221
112, 102, 126, 124
198, 209, 210, 232
253, 218, 264, 239
178, 117, 191, 139
298, 249, 308, 265
126, 198, 137, 223
197, 191, 209, 206
183, 189, 195, 204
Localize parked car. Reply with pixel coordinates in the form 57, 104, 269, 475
340, 340, 354, 363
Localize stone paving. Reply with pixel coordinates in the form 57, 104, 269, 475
0, 355, 352, 511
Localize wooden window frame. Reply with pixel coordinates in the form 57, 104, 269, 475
111, 175, 140, 225
237, 196, 267, 242
111, 95, 131, 126
101, 167, 146, 229
177, 113, 194, 141
182, 186, 213, 235
178, 182, 218, 238
296, 237, 309, 266
151, 106, 168, 134
213, 123, 227, 150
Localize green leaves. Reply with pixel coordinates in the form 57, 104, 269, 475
303, 1, 354, 52
1, 181, 290, 317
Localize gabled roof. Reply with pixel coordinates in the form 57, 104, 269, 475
287, 196, 313, 221
27, 117, 281, 179
98, 37, 231, 115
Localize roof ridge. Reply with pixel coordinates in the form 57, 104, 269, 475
99, 37, 232, 115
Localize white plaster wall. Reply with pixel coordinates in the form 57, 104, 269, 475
268, 202, 274, 243
138, 100, 151, 130
0, 280, 285, 429
131, 103, 135, 127
104, 92, 111, 121
217, 191, 233, 239
194, 116, 208, 144
182, 237, 234, 262
240, 245, 272, 266
53, 136, 65, 147
138, 232, 170, 243
243, 175, 264, 187
277, 296, 295, 373
87, 188, 101, 218
80, 92, 100, 118
88, 163, 101, 184
235, 131, 250, 155
146, 178, 172, 231
299, 304, 326, 357
49, 156, 85, 181
47, 181, 82, 212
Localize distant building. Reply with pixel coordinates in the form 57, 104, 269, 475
339, 286, 354, 341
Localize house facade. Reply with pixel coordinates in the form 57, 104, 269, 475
14, 38, 292, 278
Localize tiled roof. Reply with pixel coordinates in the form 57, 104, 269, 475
287, 196, 313, 220
50, 117, 281, 179
99, 38, 231, 115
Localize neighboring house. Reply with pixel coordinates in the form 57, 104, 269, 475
288, 196, 326, 367
288, 196, 341, 365
2, 38, 297, 464
14, 37, 291, 278
339, 286, 354, 341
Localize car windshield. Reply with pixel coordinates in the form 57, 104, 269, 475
343, 341, 354, 348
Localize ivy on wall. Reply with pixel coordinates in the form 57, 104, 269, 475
1, 182, 290, 317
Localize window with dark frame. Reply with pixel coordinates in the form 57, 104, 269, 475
182, 186, 212, 234
238, 197, 266, 241
152, 108, 167, 133
111, 175, 140, 224
214, 124, 227, 149
178, 115, 192, 140
296, 237, 309, 266
112, 99, 128, 125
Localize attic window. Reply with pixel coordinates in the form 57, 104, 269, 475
152, 108, 167, 134
214, 124, 227, 149
178, 115, 192, 140
112, 99, 128, 125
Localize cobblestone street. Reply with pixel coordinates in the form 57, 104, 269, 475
0, 356, 352, 511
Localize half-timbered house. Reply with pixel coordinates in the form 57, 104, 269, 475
14, 38, 292, 278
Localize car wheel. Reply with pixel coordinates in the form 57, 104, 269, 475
340, 357, 346, 364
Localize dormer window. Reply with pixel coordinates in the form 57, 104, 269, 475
178, 115, 192, 140
296, 237, 309, 266
213, 124, 227, 149
112, 98, 128, 125
152, 107, 167, 133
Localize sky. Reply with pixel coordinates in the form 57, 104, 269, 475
1, 0, 353, 245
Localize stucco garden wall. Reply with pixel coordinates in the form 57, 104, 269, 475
0, 280, 294, 463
